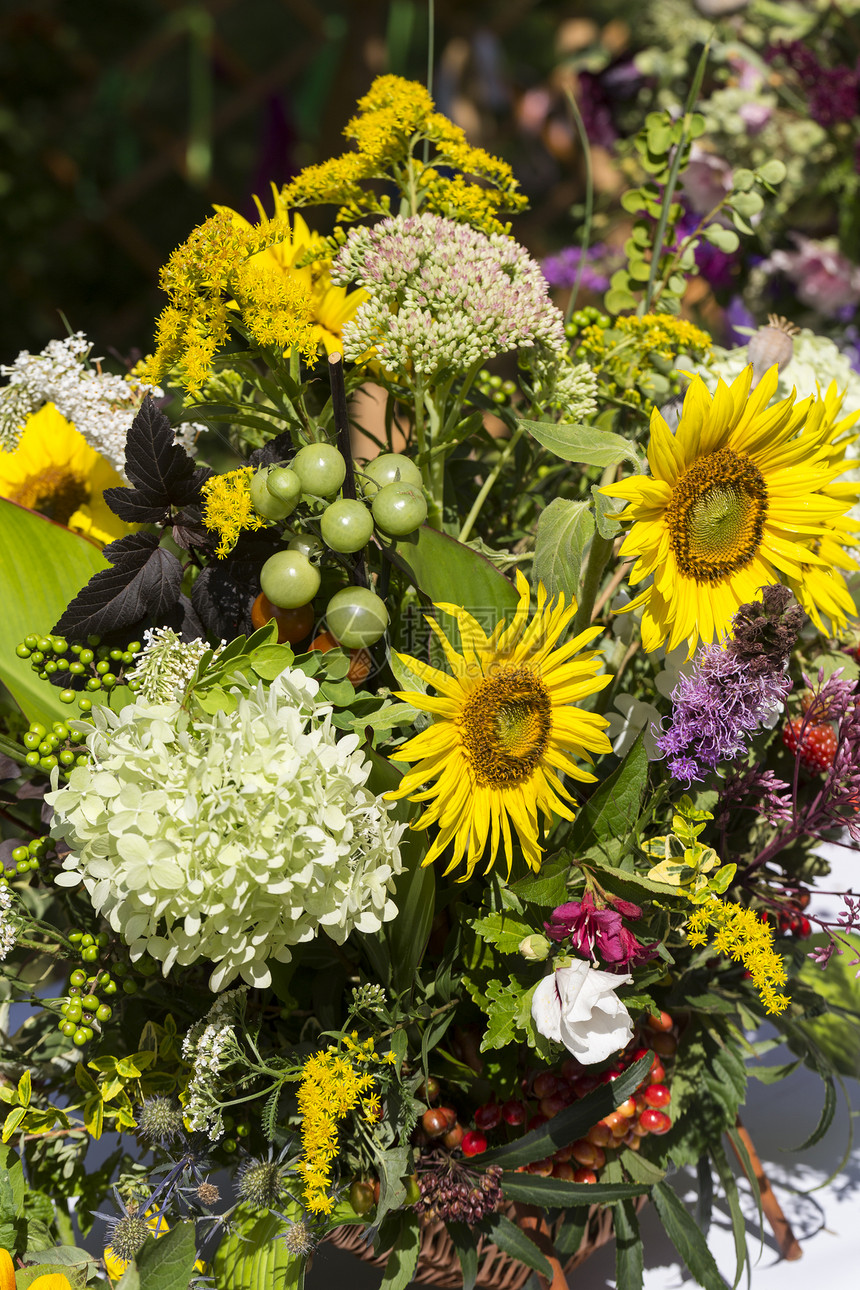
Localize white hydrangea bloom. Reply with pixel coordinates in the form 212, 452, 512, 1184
0, 885, 16, 961
331, 213, 566, 377
0, 332, 203, 470
46, 668, 405, 991
706, 330, 860, 422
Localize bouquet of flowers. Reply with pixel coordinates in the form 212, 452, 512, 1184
1, 65, 859, 1290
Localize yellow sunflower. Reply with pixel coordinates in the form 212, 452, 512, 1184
0, 403, 131, 544
601, 365, 860, 656
387, 570, 612, 880
215, 187, 367, 354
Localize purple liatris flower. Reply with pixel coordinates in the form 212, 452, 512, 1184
544, 892, 656, 971
541, 244, 612, 293
656, 587, 802, 785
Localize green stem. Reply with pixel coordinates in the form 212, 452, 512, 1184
414, 377, 442, 528
572, 530, 614, 638
562, 89, 594, 323
458, 425, 525, 543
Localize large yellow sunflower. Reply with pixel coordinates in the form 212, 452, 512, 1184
387, 570, 612, 880
215, 187, 367, 354
0, 403, 131, 544
601, 365, 859, 656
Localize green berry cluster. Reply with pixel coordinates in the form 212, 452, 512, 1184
14, 633, 143, 712
57, 937, 116, 1047
475, 370, 518, 406
564, 306, 611, 358
4, 835, 51, 882
19, 718, 90, 780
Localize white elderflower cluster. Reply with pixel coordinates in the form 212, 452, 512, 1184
524, 344, 598, 423
331, 213, 566, 377
181, 987, 248, 1138
0, 885, 16, 961
0, 332, 202, 470
126, 627, 222, 703
47, 668, 405, 991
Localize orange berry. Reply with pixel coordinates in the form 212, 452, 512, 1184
647, 1011, 674, 1032
251, 593, 314, 643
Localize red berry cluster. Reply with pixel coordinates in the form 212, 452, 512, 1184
782, 717, 837, 772
414, 1013, 678, 1187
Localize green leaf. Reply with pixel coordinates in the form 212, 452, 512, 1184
652, 1181, 727, 1290
756, 159, 786, 185
731, 191, 763, 218
501, 1175, 649, 1205
16, 1072, 31, 1109
395, 525, 518, 653
483, 1213, 553, 1281
379, 1212, 421, 1290
481, 1055, 652, 1168
135, 1220, 198, 1290
479, 978, 521, 1051
2, 1107, 26, 1142
621, 190, 649, 214
747, 1059, 801, 1085
114, 1267, 141, 1290
605, 287, 638, 314
0, 500, 109, 723
568, 734, 649, 853
711, 1140, 747, 1289
519, 421, 642, 471
614, 1200, 644, 1290
620, 1148, 665, 1185
731, 168, 755, 192
446, 1222, 479, 1290
510, 855, 570, 908
591, 486, 625, 538
0, 1144, 25, 1213
532, 499, 594, 604
552, 1206, 589, 1258
794, 932, 860, 1077
471, 911, 535, 955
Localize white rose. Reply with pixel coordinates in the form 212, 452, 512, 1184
531, 961, 634, 1065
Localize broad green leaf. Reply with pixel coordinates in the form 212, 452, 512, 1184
471, 911, 534, 955
396, 525, 518, 653
605, 287, 638, 314
711, 1140, 748, 1290
795, 932, 860, 1078
0, 500, 109, 723
1, 1107, 26, 1142
591, 486, 625, 538
552, 1205, 589, 1258
510, 855, 570, 907
483, 1213, 553, 1281
620, 1147, 665, 1185
379, 1211, 421, 1290
447, 1222, 479, 1290
481, 1055, 652, 1168
532, 499, 594, 604
652, 1181, 727, 1290
614, 1200, 644, 1290
135, 1220, 197, 1290
500, 1175, 649, 1206
700, 225, 740, 255
757, 159, 786, 186
519, 420, 642, 471
568, 734, 649, 853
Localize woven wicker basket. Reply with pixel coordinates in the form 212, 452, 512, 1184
328, 1201, 628, 1289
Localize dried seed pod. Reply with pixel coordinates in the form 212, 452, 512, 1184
747, 314, 800, 386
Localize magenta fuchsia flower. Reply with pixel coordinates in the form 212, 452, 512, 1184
544, 893, 656, 971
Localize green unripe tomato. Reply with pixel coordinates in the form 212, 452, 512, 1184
292, 443, 346, 497
249, 468, 297, 521
260, 551, 320, 610
371, 482, 428, 536
122, 979, 138, 995
24, 635, 38, 650
78, 698, 92, 712
361, 452, 422, 496
326, 587, 389, 649
29, 723, 47, 738
287, 533, 323, 562
15, 859, 29, 874
320, 499, 374, 553
68, 931, 83, 943
79, 648, 94, 665
265, 466, 302, 507
349, 1180, 376, 1215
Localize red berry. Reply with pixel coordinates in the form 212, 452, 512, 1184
527, 1113, 548, 1132
462, 1130, 488, 1157
422, 1108, 450, 1137
540, 1090, 573, 1118
571, 1074, 600, 1097
442, 1123, 465, 1149
526, 1156, 553, 1175
553, 1162, 576, 1180
475, 1102, 502, 1131
417, 1078, 440, 1103
644, 1084, 671, 1108
501, 1100, 527, 1126
573, 1168, 597, 1184
639, 1108, 671, 1134
533, 1072, 559, 1098
586, 1122, 614, 1147
782, 718, 837, 773
570, 1139, 599, 1167
616, 1096, 637, 1119
798, 916, 811, 938
647, 1011, 674, 1032
650, 1033, 677, 1058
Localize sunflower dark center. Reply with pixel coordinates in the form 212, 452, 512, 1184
11, 466, 90, 526
460, 666, 552, 788
666, 447, 768, 583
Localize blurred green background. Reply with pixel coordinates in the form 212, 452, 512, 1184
1, 0, 629, 365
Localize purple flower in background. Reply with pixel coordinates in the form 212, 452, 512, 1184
656, 587, 802, 785
763, 236, 860, 316
541, 244, 612, 292
675, 211, 737, 291
767, 41, 859, 127
718, 765, 793, 827
544, 893, 656, 970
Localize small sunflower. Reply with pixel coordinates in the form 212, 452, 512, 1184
601, 365, 859, 656
216, 188, 367, 354
0, 403, 131, 545
387, 571, 612, 880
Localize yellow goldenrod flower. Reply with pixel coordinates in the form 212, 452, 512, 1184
200, 466, 267, 558
295, 1044, 384, 1215
282, 74, 526, 236
0, 403, 133, 545
387, 570, 612, 879
601, 365, 860, 656
685, 902, 789, 1015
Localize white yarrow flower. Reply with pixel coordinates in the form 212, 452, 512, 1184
0, 885, 16, 961
46, 668, 405, 991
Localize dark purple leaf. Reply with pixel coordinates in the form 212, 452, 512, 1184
102, 487, 170, 524
191, 537, 279, 639
0, 755, 19, 781
104, 395, 213, 522
52, 533, 183, 639
248, 431, 295, 470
